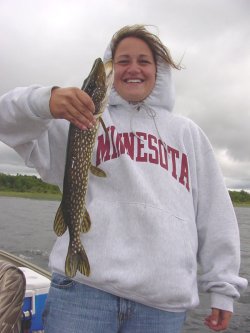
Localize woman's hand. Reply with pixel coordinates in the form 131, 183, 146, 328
49, 87, 96, 130
204, 308, 232, 331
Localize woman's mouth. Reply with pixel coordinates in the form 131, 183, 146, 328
124, 79, 144, 83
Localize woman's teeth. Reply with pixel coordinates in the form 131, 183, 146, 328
126, 79, 142, 83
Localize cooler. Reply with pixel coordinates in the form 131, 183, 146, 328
20, 267, 50, 332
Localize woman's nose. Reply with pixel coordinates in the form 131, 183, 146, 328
127, 61, 141, 73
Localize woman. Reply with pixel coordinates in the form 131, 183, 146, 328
0, 25, 247, 333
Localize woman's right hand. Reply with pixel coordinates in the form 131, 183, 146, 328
49, 87, 96, 130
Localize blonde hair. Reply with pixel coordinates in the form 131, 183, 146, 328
110, 24, 180, 70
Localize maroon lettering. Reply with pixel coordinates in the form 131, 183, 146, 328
110, 126, 118, 159
123, 133, 135, 160
148, 134, 159, 164
116, 133, 124, 156
96, 133, 110, 166
136, 132, 148, 162
179, 153, 190, 191
158, 140, 168, 170
95, 127, 190, 193
167, 146, 179, 179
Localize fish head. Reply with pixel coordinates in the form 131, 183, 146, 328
81, 58, 113, 117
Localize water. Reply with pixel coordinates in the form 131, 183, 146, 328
0, 197, 249, 332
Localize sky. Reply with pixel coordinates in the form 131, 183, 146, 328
0, 0, 249, 191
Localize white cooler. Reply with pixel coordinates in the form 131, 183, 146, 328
20, 267, 50, 332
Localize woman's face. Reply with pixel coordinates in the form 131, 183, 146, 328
113, 37, 156, 103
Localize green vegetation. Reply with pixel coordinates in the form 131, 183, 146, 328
0, 173, 61, 201
229, 190, 250, 206
0, 173, 249, 205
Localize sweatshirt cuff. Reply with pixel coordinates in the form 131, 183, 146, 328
210, 292, 234, 312
29, 86, 56, 120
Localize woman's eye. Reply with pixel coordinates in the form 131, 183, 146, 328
117, 60, 129, 64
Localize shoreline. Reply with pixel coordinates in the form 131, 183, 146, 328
0, 191, 61, 201
0, 191, 249, 207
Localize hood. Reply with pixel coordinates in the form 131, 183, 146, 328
103, 44, 175, 112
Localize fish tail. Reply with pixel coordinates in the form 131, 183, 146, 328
65, 245, 90, 278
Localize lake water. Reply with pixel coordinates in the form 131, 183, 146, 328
0, 196, 249, 332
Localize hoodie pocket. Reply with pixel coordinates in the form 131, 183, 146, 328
148, 209, 196, 275
134, 208, 197, 307
86, 200, 198, 308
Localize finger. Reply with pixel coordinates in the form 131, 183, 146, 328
75, 89, 95, 114
219, 311, 232, 330
204, 309, 232, 331
64, 90, 96, 124
71, 92, 95, 119
68, 105, 96, 127
204, 321, 221, 331
210, 308, 220, 326
204, 309, 220, 330
71, 91, 97, 127
63, 104, 94, 130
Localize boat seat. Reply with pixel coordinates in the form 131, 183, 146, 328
0, 260, 26, 333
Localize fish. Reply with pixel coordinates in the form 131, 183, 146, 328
53, 58, 113, 278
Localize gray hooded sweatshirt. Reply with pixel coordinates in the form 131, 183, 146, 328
0, 48, 247, 313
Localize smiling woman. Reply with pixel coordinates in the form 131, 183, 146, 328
113, 37, 157, 102
0, 23, 247, 333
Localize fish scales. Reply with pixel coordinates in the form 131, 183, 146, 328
53, 58, 113, 277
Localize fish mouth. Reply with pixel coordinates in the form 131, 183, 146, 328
81, 58, 105, 92
81, 58, 113, 117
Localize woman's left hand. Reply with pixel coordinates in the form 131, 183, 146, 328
204, 308, 232, 331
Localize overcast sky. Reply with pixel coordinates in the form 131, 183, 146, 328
0, 0, 249, 191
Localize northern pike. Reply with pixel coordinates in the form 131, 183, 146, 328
53, 58, 113, 278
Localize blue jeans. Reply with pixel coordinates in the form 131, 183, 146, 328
43, 273, 186, 333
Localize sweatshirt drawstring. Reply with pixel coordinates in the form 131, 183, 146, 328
129, 102, 143, 142
129, 102, 168, 150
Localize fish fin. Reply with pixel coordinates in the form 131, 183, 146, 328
99, 117, 109, 136
54, 203, 67, 236
65, 246, 90, 278
81, 209, 91, 233
90, 164, 107, 177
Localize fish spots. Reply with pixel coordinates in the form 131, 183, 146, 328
55, 58, 112, 278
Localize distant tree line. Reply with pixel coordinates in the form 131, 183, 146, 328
0, 173, 60, 194
0, 173, 249, 204
229, 190, 250, 204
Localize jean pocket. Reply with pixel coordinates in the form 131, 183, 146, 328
51, 272, 75, 289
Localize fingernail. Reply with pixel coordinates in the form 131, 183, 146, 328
212, 320, 218, 325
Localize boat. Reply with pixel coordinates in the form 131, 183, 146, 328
0, 250, 51, 279
0, 249, 51, 333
